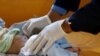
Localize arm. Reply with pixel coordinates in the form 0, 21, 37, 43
48, 0, 80, 33
48, 0, 80, 22
61, 20, 73, 33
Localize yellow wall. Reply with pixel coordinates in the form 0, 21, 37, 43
0, 0, 90, 27
0, 0, 53, 27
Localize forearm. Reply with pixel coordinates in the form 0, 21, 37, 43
48, 10, 63, 22
48, 4, 68, 22
61, 20, 73, 33
48, 10, 73, 33
48, 0, 80, 22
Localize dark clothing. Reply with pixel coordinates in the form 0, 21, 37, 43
54, 0, 100, 34
69, 2, 100, 34
54, 0, 80, 11
54, 0, 100, 11
93, 0, 100, 4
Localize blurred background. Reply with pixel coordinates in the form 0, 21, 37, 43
0, 0, 91, 27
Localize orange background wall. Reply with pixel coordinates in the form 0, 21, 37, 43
0, 0, 54, 27
0, 0, 90, 27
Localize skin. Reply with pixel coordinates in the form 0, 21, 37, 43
6, 35, 28, 54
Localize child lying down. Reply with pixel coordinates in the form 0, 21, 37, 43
0, 27, 78, 56
0, 28, 79, 56
1, 15, 100, 56
9, 27, 78, 55
0, 16, 79, 56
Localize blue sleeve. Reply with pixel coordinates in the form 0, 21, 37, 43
54, 0, 80, 12
52, 5, 67, 15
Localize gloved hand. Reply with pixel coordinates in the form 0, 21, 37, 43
22, 15, 51, 37
29, 19, 67, 55
19, 35, 38, 56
